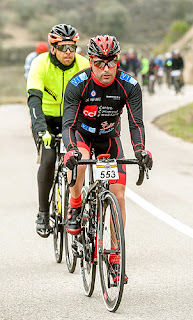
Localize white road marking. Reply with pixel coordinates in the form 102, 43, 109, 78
126, 187, 193, 239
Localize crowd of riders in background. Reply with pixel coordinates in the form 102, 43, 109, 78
118, 48, 185, 95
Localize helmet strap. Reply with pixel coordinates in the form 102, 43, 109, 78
89, 57, 92, 69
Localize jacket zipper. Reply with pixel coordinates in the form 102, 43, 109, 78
60, 72, 64, 116
96, 87, 104, 135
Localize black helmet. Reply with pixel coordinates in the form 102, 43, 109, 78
48, 24, 79, 44
87, 35, 120, 58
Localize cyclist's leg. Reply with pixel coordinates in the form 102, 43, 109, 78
38, 146, 56, 211
66, 132, 91, 234
33, 143, 56, 237
70, 131, 91, 198
32, 117, 61, 237
70, 148, 90, 198
110, 183, 126, 227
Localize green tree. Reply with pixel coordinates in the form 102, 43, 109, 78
164, 20, 189, 44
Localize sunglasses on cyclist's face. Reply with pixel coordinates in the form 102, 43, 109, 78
55, 44, 77, 52
92, 58, 117, 69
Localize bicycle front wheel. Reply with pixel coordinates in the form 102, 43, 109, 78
98, 191, 125, 312
80, 186, 96, 297
51, 178, 63, 263
63, 187, 77, 273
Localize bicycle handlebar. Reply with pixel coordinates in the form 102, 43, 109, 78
76, 158, 148, 186
36, 135, 149, 186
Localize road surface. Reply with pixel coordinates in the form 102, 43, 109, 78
1, 84, 193, 319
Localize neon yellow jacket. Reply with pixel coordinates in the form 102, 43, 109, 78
141, 58, 149, 75
27, 52, 89, 117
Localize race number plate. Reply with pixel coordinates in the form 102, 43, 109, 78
171, 70, 181, 77
96, 160, 119, 180
60, 139, 66, 154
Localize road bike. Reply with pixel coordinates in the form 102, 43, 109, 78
148, 74, 156, 95
65, 152, 148, 312
37, 134, 77, 270
171, 70, 183, 94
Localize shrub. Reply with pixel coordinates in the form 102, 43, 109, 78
164, 20, 189, 44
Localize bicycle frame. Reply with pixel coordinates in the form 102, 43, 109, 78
77, 155, 146, 259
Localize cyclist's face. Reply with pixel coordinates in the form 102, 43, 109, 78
91, 56, 117, 85
51, 41, 76, 66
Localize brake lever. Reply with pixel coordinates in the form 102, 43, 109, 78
145, 166, 149, 179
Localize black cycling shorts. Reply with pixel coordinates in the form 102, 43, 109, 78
75, 131, 126, 185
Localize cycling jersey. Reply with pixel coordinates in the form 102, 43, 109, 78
140, 58, 149, 75
62, 68, 145, 154
171, 57, 184, 70
27, 52, 89, 133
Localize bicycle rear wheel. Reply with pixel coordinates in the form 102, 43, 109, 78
51, 178, 63, 263
80, 186, 96, 297
98, 191, 125, 312
63, 186, 77, 273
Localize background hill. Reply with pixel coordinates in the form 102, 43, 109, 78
0, 0, 193, 83
1, 0, 193, 55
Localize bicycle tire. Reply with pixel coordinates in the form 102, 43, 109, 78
98, 191, 125, 312
63, 185, 77, 273
174, 78, 181, 93
80, 186, 96, 297
51, 178, 64, 263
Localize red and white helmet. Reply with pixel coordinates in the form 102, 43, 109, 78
87, 35, 120, 58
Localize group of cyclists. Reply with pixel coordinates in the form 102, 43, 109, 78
26, 23, 153, 279
118, 49, 184, 94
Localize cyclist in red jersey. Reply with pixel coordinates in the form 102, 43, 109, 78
62, 35, 153, 235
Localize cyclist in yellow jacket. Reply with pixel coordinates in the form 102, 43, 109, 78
27, 24, 89, 238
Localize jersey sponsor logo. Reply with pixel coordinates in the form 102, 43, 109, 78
120, 72, 137, 86
81, 123, 96, 133
106, 95, 120, 100
85, 97, 101, 102
98, 105, 119, 117
99, 127, 114, 135
83, 105, 97, 118
99, 121, 115, 135
91, 90, 97, 97
70, 72, 88, 86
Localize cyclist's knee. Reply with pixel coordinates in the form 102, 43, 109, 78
110, 184, 125, 203
115, 191, 125, 204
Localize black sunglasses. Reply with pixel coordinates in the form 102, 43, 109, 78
55, 44, 77, 52
92, 59, 117, 69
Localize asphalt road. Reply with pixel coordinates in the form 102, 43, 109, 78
1, 83, 193, 320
